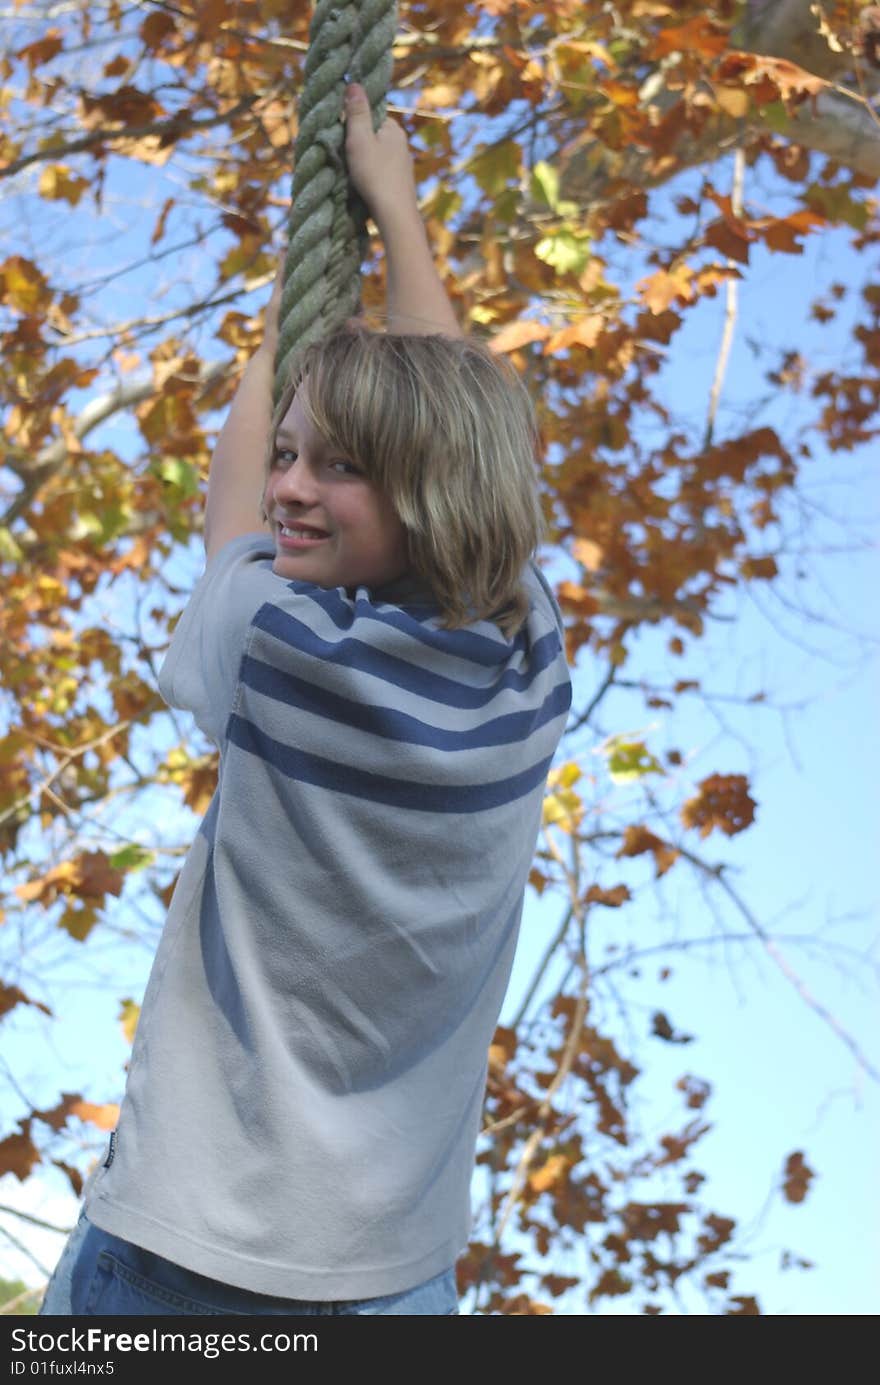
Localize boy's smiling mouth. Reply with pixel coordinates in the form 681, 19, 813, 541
277, 525, 330, 549
276, 518, 331, 549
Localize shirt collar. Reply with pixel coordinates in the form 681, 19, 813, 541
352, 570, 438, 607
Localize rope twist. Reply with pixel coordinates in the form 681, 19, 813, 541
274, 0, 399, 404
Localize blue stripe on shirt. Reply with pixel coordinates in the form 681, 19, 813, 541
226, 714, 559, 813
280, 582, 529, 665
251, 604, 562, 706
240, 653, 572, 749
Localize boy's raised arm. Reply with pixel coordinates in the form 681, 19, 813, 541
343, 83, 463, 339
203, 89, 461, 561
202, 276, 278, 562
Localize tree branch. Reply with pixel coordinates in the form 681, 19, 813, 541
2, 359, 229, 529
704, 146, 745, 450
0, 95, 259, 180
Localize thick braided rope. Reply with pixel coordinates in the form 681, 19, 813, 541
273, 0, 398, 405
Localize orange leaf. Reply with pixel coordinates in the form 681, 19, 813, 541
585, 883, 631, 907
637, 264, 695, 314
761, 210, 825, 254
653, 18, 728, 60
17, 31, 64, 71
0, 1129, 41, 1181
556, 580, 600, 616
545, 315, 604, 354
572, 537, 603, 571
69, 1099, 120, 1132
103, 54, 129, 79
490, 320, 551, 354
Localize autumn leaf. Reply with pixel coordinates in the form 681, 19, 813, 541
760, 209, 826, 254
80, 86, 166, 130
17, 31, 64, 71
490, 320, 551, 354
0, 1129, 41, 1182
118, 998, 141, 1045
529, 1153, 573, 1194
469, 140, 522, 196
681, 773, 757, 838
68, 1099, 119, 1131
585, 883, 631, 907
535, 228, 592, 277
637, 263, 695, 313
528, 867, 549, 895
717, 51, 827, 104
545, 315, 604, 354
651, 1012, 693, 1044
782, 1151, 815, 1204
572, 537, 603, 571
713, 85, 750, 119
0, 256, 50, 314
0, 984, 52, 1022
600, 734, 664, 784
653, 18, 728, 60
140, 10, 177, 50
38, 165, 90, 207
704, 217, 752, 264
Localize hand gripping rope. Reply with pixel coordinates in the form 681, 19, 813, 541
273, 0, 399, 405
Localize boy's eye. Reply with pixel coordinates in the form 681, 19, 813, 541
331, 460, 362, 476
273, 447, 297, 467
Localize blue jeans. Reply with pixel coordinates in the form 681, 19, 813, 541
40, 1209, 460, 1316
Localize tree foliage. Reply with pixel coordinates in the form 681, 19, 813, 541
1, 0, 878, 1313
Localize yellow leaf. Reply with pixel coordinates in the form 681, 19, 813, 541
118, 998, 140, 1045
542, 787, 582, 827
0, 255, 49, 313
714, 86, 749, 119
551, 758, 584, 792
38, 164, 90, 206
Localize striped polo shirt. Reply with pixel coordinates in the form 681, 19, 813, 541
85, 532, 572, 1300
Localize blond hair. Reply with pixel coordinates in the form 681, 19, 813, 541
261, 325, 547, 638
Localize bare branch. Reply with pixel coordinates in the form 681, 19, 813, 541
0, 95, 259, 181
704, 146, 745, 450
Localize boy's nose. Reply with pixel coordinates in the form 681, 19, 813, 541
273, 456, 319, 504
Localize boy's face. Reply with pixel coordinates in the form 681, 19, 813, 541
265, 386, 410, 593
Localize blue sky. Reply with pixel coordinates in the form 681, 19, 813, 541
1, 78, 878, 1312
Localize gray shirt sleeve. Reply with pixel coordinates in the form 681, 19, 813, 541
157, 533, 276, 748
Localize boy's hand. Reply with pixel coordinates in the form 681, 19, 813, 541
343, 83, 419, 227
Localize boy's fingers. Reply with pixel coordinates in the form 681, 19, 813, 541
343, 82, 369, 121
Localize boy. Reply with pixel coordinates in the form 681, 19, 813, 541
40, 82, 571, 1317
